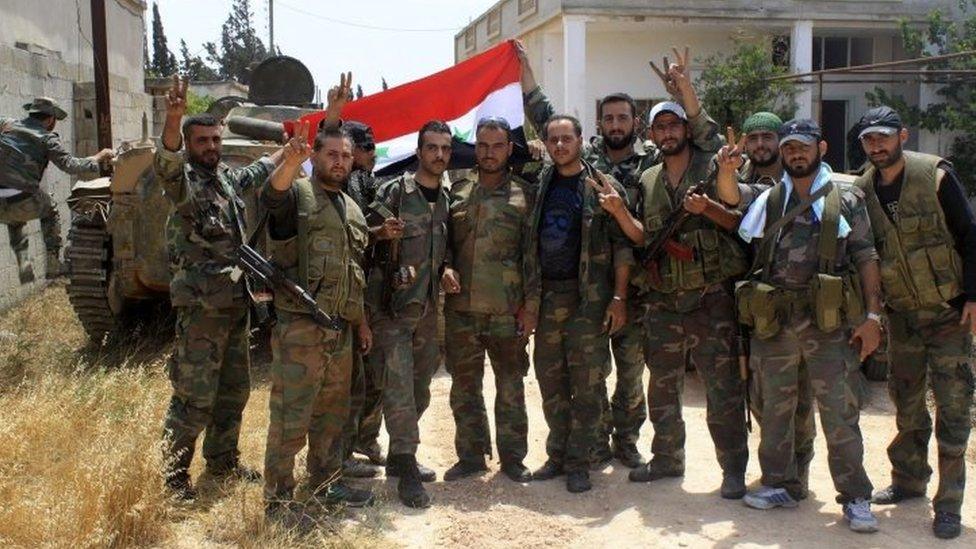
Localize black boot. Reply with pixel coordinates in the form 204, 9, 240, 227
387, 457, 436, 482
392, 454, 431, 509
443, 457, 488, 481
500, 460, 532, 483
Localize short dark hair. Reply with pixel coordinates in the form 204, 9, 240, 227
598, 93, 637, 119
475, 116, 512, 142
543, 114, 582, 139
313, 126, 353, 152
417, 120, 452, 148
181, 114, 220, 140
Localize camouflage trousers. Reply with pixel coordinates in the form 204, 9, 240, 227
597, 299, 648, 449
534, 282, 610, 473
886, 304, 974, 515
163, 305, 250, 478
341, 350, 384, 459
643, 286, 748, 475
748, 349, 817, 495
445, 310, 530, 463
264, 311, 353, 502
0, 190, 61, 253
371, 298, 439, 456
753, 316, 872, 502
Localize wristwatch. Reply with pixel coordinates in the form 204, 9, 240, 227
866, 312, 883, 324
612, 295, 625, 302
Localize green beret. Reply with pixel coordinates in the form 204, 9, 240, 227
742, 112, 783, 135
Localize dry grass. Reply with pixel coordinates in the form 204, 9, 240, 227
0, 285, 392, 548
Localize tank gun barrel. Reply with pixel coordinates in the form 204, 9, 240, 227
226, 116, 287, 143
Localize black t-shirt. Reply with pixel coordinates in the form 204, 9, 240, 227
418, 183, 440, 203
538, 170, 584, 281
874, 161, 976, 304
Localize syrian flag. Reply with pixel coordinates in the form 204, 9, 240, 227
285, 40, 529, 176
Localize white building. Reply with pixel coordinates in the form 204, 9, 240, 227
0, 0, 149, 309
455, 0, 958, 170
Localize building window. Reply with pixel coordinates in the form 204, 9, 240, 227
464, 27, 476, 51
487, 9, 501, 38
812, 36, 874, 70
518, 0, 538, 17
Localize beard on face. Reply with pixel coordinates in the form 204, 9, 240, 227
603, 130, 634, 151
868, 142, 904, 169
783, 154, 822, 178
477, 158, 507, 174
659, 135, 689, 157
749, 147, 779, 168
189, 150, 220, 170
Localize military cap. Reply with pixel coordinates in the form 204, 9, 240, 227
23, 97, 68, 120
857, 106, 903, 139
778, 118, 821, 146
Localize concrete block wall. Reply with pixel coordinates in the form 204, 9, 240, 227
0, 42, 149, 313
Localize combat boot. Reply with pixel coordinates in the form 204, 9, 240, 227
14, 249, 34, 284
391, 454, 431, 509
532, 460, 564, 481
566, 471, 592, 494
500, 460, 532, 483
443, 457, 488, 481
628, 458, 684, 483
611, 439, 645, 468
165, 471, 197, 501
386, 457, 436, 482
343, 458, 380, 478
44, 250, 63, 280
206, 460, 262, 483
720, 473, 747, 499
356, 441, 387, 466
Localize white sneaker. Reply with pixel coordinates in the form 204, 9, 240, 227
843, 498, 879, 533
743, 486, 799, 510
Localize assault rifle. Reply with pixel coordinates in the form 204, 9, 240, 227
235, 243, 346, 331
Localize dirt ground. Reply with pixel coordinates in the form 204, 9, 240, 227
355, 345, 976, 548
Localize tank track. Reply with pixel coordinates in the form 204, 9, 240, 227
65, 211, 116, 341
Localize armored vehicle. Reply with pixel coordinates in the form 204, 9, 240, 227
65, 56, 319, 340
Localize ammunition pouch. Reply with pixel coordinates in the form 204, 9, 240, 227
811, 273, 844, 333
737, 272, 865, 339
735, 280, 781, 340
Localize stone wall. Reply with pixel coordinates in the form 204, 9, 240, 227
0, 0, 148, 312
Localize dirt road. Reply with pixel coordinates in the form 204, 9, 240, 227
359, 352, 976, 548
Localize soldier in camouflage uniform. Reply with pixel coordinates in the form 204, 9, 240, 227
736, 119, 884, 533
517, 42, 721, 468
628, 100, 749, 499
439, 117, 535, 483
852, 106, 976, 540
156, 76, 274, 499
261, 125, 375, 518
339, 121, 388, 477
366, 120, 453, 509
716, 112, 818, 499
525, 113, 637, 494
0, 97, 114, 282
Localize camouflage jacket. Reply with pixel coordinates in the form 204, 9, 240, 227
0, 116, 99, 192
346, 168, 378, 211
524, 161, 633, 313
155, 147, 274, 309
522, 85, 722, 212
445, 170, 536, 316
365, 171, 450, 315
747, 179, 878, 290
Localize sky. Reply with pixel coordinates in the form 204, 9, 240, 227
152, 0, 499, 96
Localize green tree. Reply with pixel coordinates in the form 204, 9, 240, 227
694, 37, 798, 130
865, 0, 976, 195
150, 2, 177, 76
203, 0, 268, 84
179, 40, 218, 81
185, 90, 215, 115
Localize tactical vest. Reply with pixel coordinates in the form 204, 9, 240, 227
269, 179, 368, 324
855, 151, 962, 311
736, 180, 864, 338
640, 162, 748, 293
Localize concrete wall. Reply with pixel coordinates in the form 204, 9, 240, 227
0, 0, 148, 311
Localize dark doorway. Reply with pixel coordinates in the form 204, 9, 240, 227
821, 100, 848, 172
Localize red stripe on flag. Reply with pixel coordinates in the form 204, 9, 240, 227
286, 40, 521, 143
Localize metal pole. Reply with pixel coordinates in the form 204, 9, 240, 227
90, 0, 112, 152
817, 73, 824, 127
767, 49, 976, 81
269, 0, 274, 54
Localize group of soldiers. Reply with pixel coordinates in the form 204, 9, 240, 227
0, 40, 972, 540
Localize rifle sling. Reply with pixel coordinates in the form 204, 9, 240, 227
752, 182, 834, 281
